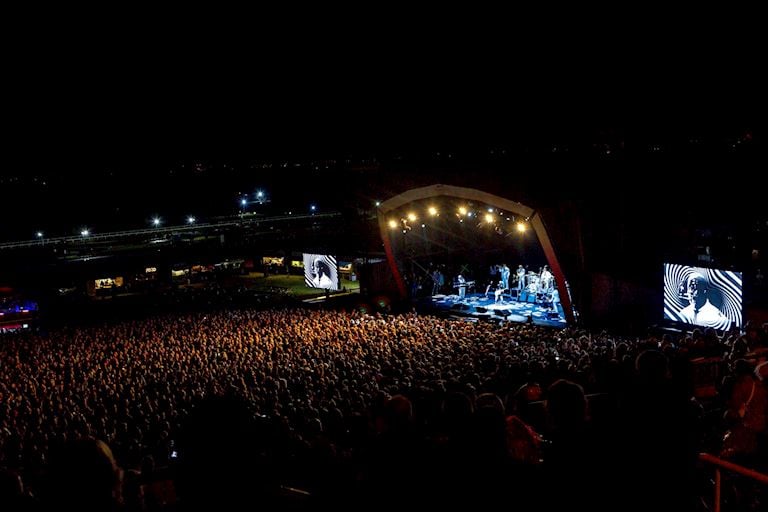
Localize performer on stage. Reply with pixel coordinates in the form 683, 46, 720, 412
516, 264, 526, 295
485, 279, 496, 298
540, 265, 553, 293
550, 287, 561, 315
494, 280, 508, 303
432, 268, 442, 295
500, 263, 510, 290
457, 274, 467, 299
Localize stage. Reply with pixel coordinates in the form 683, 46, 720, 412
416, 290, 567, 328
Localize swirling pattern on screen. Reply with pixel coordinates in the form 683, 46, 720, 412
303, 254, 339, 290
663, 263, 742, 329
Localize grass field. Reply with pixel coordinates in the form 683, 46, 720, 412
243, 273, 360, 297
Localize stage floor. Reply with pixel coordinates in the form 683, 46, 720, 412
416, 292, 567, 328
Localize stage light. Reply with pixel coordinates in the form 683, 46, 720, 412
487, 207, 494, 212
484, 213, 495, 223
152, 217, 161, 226
407, 212, 417, 222
428, 206, 438, 216
241, 198, 248, 206
188, 216, 196, 224
375, 201, 381, 207
458, 206, 467, 216
257, 190, 264, 198
388, 219, 398, 229
36, 231, 43, 238
421, 224, 426, 228
80, 229, 90, 237
516, 222, 527, 233
467, 212, 473, 218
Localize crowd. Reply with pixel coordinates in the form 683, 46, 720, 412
1, 307, 766, 510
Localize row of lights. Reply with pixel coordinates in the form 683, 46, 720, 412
34, 215, 201, 240
31, 188, 325, 240
33, 204, 323, 241
387, 206, 528, 232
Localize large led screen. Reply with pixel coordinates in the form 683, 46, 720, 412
663, 263, 742, 330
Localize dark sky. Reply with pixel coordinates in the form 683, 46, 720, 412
3, 12, 762, 156
1, 28, 761, 185
0, 37, 627, 172
1, 42, 761, 242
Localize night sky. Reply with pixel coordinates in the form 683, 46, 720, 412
1, 32, 762, 245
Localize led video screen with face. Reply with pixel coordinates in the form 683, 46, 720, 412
303, 253, 339, 291
663, 263, 742, 330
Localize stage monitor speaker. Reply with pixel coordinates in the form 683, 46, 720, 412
475, 307, 487, 313
494, 310, 509, 318
527, 294, 536, 303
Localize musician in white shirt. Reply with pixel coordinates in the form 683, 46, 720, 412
540, 265, 553, 293
457, 274, 467, 299
500, 264, 510, 290
516, 265, 526, 295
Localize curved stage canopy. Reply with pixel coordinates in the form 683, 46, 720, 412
377, 184, 574, 324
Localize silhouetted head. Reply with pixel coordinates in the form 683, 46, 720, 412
545, 379, 587, 431
635, 349, 669, 383
47, 438, 121, 511
686, 272, 709, 309
177, 395, 275, 509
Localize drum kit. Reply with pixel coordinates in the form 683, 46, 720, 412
524, 274, 557, 306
